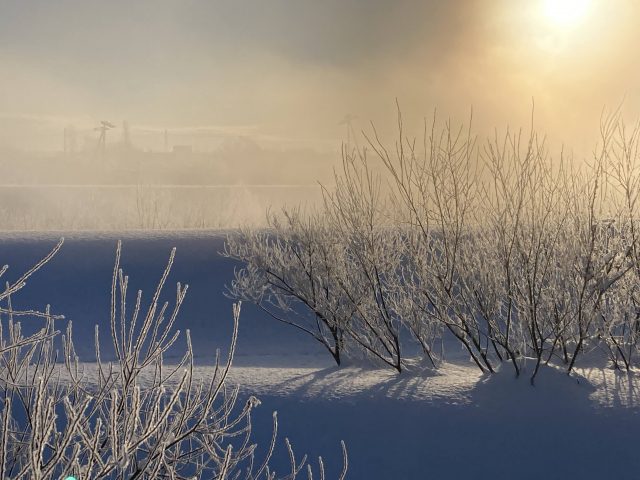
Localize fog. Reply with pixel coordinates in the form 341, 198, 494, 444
0, 144, 331, 229
1, 0, 639, 229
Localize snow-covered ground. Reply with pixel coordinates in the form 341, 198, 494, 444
2, 231, 640, 479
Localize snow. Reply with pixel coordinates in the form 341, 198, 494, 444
2, 231, 640, 479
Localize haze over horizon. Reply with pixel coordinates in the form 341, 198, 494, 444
2, 0, 640, 159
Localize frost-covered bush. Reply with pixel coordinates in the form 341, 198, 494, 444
225, 209, 352, 367
226, 160, 417, 372
226, 108, 640, 383
0, 240, 347, 479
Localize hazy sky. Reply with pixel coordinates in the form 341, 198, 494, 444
1, 0, 639, 155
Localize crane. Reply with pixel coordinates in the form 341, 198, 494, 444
95, 120, 116, 154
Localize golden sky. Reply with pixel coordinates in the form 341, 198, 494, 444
1, 0, 639, 157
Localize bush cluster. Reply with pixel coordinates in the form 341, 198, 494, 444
226, 110, 640, 383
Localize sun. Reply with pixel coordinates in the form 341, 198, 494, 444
543, 0, 592, 27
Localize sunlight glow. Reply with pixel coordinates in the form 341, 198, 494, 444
543, 0, 591, 27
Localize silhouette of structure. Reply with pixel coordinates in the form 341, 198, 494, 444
95, 120, 116, 155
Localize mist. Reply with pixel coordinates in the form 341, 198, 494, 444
1, 0, 640, 229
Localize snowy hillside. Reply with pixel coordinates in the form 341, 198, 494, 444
1, 232, 640, 479
0, 231, 327, 363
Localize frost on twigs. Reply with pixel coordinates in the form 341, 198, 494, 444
226, 108, 640, 384
0, 240, 347, 479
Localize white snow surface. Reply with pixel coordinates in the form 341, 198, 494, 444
2, 231, 640, 479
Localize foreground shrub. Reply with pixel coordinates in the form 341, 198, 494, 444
0, 240, 347, 479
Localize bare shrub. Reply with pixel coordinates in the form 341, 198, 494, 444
0, 239, 347, 479
225, 208, 353, 366
226, 106, 640, 383
322, 152, 408, 371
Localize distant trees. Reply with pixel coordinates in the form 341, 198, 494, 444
226, 108, 640, 383
0, 240, 347, 479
